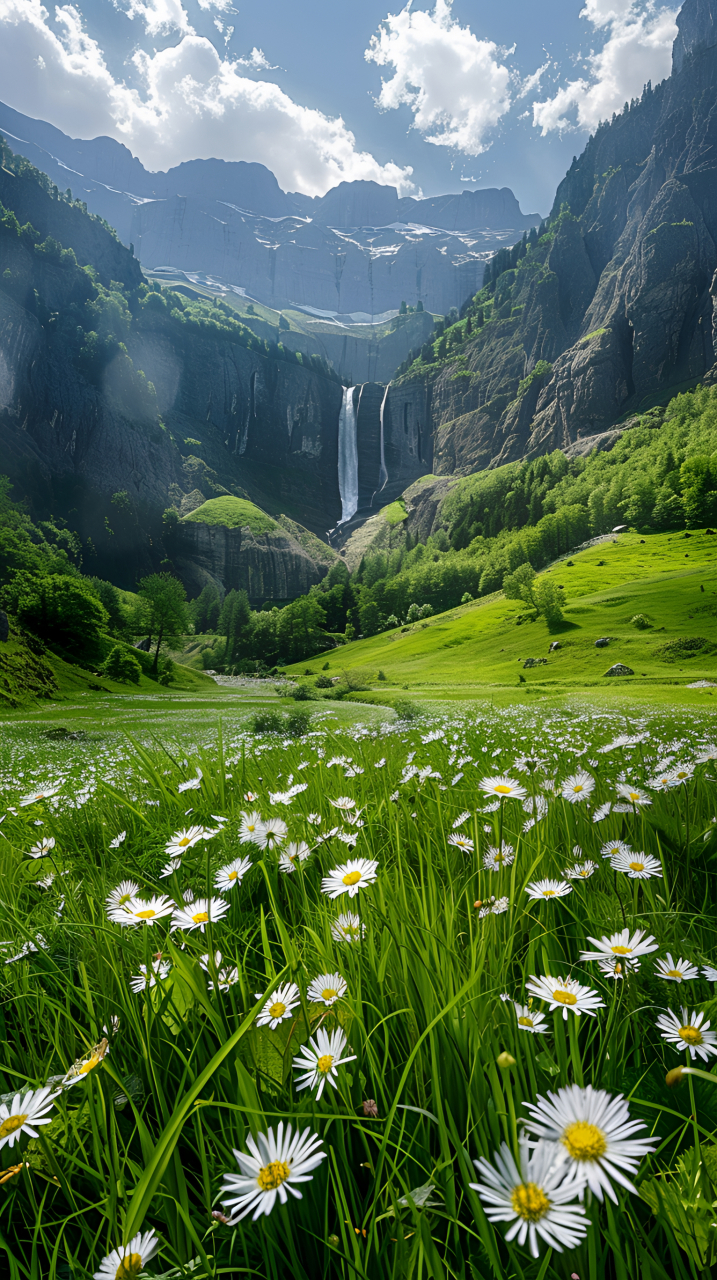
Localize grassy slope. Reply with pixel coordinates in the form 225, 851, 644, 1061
182, 496, 276, 533
287, 531, 717, 701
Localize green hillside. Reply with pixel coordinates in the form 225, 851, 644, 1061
182, 496, 276, 533
286, 530, 717, 698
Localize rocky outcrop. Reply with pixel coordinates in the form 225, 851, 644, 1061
173, 520, 330, 601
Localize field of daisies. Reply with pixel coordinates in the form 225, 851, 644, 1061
1, 703, 717, 1280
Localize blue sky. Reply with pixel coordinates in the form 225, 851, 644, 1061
0, 0, 679, 213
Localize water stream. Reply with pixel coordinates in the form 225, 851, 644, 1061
337, 384, 359, 524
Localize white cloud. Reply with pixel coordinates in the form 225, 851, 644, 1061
365, 0, 511, 155
121, 0, 192, 37
0, 0, 413, 196
237, 47, 278, 71
532, 2, 678, 134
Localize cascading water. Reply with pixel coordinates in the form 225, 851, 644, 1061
376, 381, 390, 497
337, 384, 359, 524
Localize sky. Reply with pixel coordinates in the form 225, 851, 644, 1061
0, 0, 680, 215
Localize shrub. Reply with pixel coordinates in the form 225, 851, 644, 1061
461, 592, 473, 604
251, 709, 284, 733
631, 614, 652, 630
285, 707, 312, 736
315, 674, 333, 689
292, 684, 312, 701
377, 670, 386, 681
391, 697, 420, 721
406, 603, 421, 623
100, 645, 141, 684
385, 615, 399, 629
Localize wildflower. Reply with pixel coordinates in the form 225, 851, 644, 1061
109, 831, 126, 848
514, 1003, 549, 1034
321, 858, 378, 898
525, 880, 572, 901
307, 813, 321, 825
579, 929, 658, 967
616, 783, 651, 807
178, 770, 203, 793
522, 1084, 657, 1203
256, 817, 288, 850
478, 896, 510, 918
600, 839, 631, 861
172, 897, 230, 932
561, 772, 595, 803
256, 983, 300, 1029
696, 744, 717, 764
93, 1230, 159, 1280
109, 895, 174, 926
278, 842, 311, 874
28, 837, 55, 858
164, 826, 206, 858
702, 964, 717, 983
592, 801, 612, 822
655, 955, 700, 983
330, 796, 357, 811
159, 859, 181, 879
597, 958, 628, 980
214, 856, 252, 891
105, 881, 140, 913
656, 1009, 717, 1061
668, 763, 694, 785
522, 795, 548, 821
220, 1123, 326, 1222
130, 958, 171, 992
293, 1027, 356, 1099
19, 784, 61, 807
526, 974, 605, 1020
0, 1086, 59, 1149
452, 810, 471, 829
483, 843, 515, 871
611, 850, 662, 879
62, 1038, 110, 1088
307, 972, 347, 1006
200, 951, 239, 991
331, 913, 365, 944
2, 937, 46, 964
564, 861, 598, 880
480, 775, 527, 801
239, 811, 265, 844
469, 1138, 588, 1258
448, 832, 474, 853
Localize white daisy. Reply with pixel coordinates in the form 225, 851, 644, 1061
522, 795, 548, 821
178, 771, 202, 793
330, 913, 365, 944
256, 982, 300, 1029
592, 801, 612, 822
483, 843, 515, 871
452, 810, 471, 829
616, 783, 651, 807
307, 813, 321, 825
526, 974, 605, 1020
702, 965, 717, 983
579, 929, 658, 967
255, 817, 288, 850
525, 880, 572, 901
479, 775, 527, 801
109, 831, 127, 848
448, 833, 474, 853
19, 783, 61, 807
61, 1039, 110, 1088
656, 1008, 717, 1061
109, 895, 174, 926
307, 972, 347, 1006
469, 1138, 588, 1258
611, 851, 662, 880
172, 897, 230, 933
164, 825, 205, 857
564, 861, 598, 880
561, 772, 595, 803
293, 1027, 356, 1099
93, 1230, 159, 1280
0, 1086, 60, 1148
220, 1123, 326, 1222
199, 951, 239, 992
599, 839, 631, 861
522, 1084, 657, 1203
28, 837, 55, 858
105, 881, 139, 912
330, 796, 357, 811
214, 856, 252, 891
668, 763, 694, 785
655, 954, 699, 983
278, 842, 311, 874
130, 957, 171, 992
321, 858, 378, 898
514, 1003, 549, 1034
597, 958, 630, 980
159, 858, 182, 879
239, 811, 266, 845
696, 744, 717, 764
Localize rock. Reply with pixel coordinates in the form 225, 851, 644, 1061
595, 638, 610, 647
174, 520, 331, 603
604, 663, 635, 676
549, 641, 561, 651
134, 638, 151, 652
523, 657, 547, 668
0, 611, 8, 642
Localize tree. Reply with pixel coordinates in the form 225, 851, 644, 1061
502, 562, 536, 608
89, 578, 126, 634
190, 583, 222, 633
3, 572, 109, 661
101, 645, 141, 684
359, 600, 381, 636
136, 573, 190, 672
219, 588, 251, 662
533, 578, 565, 626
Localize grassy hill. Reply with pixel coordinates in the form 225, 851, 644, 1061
286, 530, 717, 702
182, 496, 277, 533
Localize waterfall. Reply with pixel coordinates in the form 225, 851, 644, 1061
337, 384, 359, 524
378, 381, 390, 492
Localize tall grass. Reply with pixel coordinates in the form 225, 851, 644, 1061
0, 705, 716, 1279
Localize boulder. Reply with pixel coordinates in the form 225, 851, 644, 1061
549, 641, 561, 651
595, 637, 610, 647
523, 657, 548, 668
604, 663, 634, 676
134, 637, 151, 652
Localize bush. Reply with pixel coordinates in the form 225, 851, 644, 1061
315, 674, 333, 688
157, 657, 175, 686
461, 592, 473, 604
3, 572, 109, 662
100, 645, 141, 684
292, 684, 312, 700
285, 707, 312, 737
406, 603, 421, 623
377, 670, 386, 681
631, 614, 652, 630
391, 697, 420, 721
251, 710, 284, 733
385, 615, 399, 629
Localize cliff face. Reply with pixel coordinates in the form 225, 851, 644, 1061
390, 0, 717, 476
173, 522, 330, 602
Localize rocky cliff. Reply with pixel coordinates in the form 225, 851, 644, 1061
389, 0, 717, 477
173, 520, 332, 602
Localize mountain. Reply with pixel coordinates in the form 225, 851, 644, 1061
0, 102, 539, 317
385, 0, 717, 479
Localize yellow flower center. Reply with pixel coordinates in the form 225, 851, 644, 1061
510, 1182, 550, 1222
317, 1054, 334, 1074
542, 889, 556, 897
79, 1055, 100, 1075
178, 837, 191, 847
494, 785, 512, 795
257, 1160, 291, 1191
342, 870, 362, 886
676, 772, 688, 780
494, 852, 505, 863
115, 1252, 143, 1279
578, 870, 589, 877
0, 1114, 27, 1139
553, 990, 578, 1006
680, 1025, 703, 1045
628, 793, 639, 802
563, 1121, 607, 1162
611, 945, 631, 955
572, 785, 584, 793
518, 1015, 534, 1027
666, 969, 682, 979
321, 988, 338, 1001
228, 871, 238, 880
269, 1002, 286, 1019
629, 861, 645, 873
118, 893, 133, 905
135, 909, 156, 919
192, 911, 209, 924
